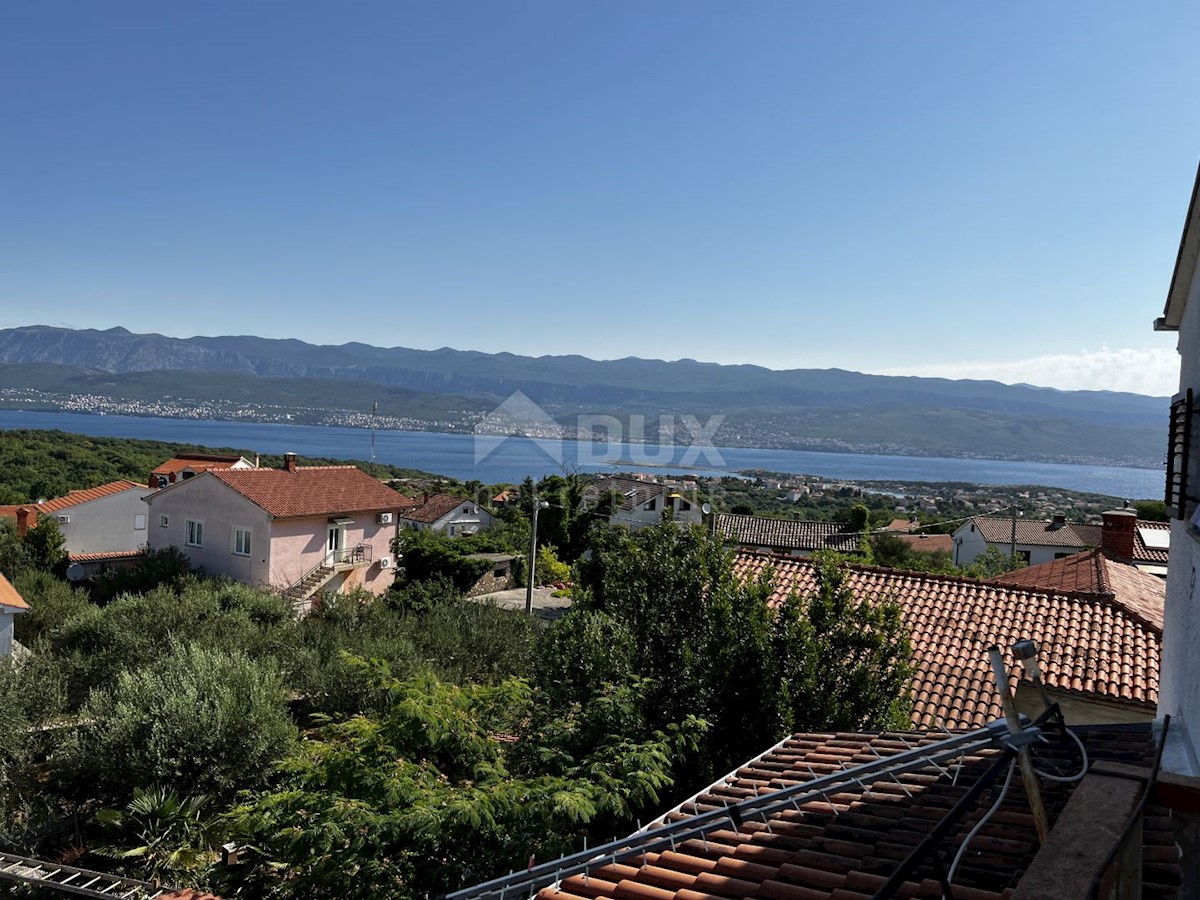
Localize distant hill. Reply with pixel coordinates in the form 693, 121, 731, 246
0, 325, 1169, 466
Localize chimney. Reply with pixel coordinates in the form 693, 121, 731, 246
1101, 509, 1137, 559
1051, 513, 1066, 529
15, 506, 36, 537
282, 452, 298, 473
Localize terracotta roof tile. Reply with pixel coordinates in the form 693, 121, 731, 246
0, 571, 29, 611
966, 516, 1169, 567
733, 552, 1160, 728
889, 533, 954, 554
995, 549, 1164, 630
536, 725, 1176, 900
34, 480, 145, 514
716, 515, 860, 553
68, 549, 146, 563
400, 493, 477, 525
151, 453, 246, 477
969, 516, 1098, 549
204, 466, 416, 519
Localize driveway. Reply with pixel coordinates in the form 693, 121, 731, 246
471, 586, 573, 622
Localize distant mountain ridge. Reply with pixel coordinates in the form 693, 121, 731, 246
0, 325, 1169, 466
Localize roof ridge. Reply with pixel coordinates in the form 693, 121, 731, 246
742, 549, 1163, 634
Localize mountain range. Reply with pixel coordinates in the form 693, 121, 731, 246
0, 325, 1169, 467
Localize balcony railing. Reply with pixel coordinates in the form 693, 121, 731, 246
330, 544, 371, 566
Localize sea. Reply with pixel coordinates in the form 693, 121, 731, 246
0, 409, 1166, 499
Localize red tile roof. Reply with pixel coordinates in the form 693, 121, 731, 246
965, 515, 1170, 569
889, 532, 954, 554
34, 480, 145, 514
400, 493, 478, 525
0, 571, 29, 611
996, 549, 1165, 630
1132, 521, 1170, 565
68, 549, 146, 563
716, 514, 860, 553
970, 516, 1098, 549
151, 453, 245, 476
206, 466, 417, 519
734, 553, 1160, 728
535, 723, 1178, 900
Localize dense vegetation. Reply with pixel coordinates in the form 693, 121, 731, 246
0, 513, 912, 898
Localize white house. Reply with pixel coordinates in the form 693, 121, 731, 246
398, 493, 495, 537
148, 452, 255, 489
1153, 159, 1200, 782
585, 477, 704, 529
9, 480, 150, 558
952, 511, 1169, 573
0, 571, 29, 658
144, 454, 416, 604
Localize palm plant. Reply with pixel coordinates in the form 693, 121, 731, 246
94, 786, 219, 881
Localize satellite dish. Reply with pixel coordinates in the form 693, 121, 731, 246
701, 503, 712, 515
65, 562, 85, 582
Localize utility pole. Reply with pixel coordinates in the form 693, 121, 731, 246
1009, 503, 1018, 560
370, 400, 378, 463
525, 492, 549, 616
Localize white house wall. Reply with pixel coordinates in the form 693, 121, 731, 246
57, 488, 149, 555
145, 477, 272, 586
1160, 268, 1200, 774
0, 611, 13, 658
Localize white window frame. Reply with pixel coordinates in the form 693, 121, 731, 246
233, 526, 252, 557
160, 515, 169, 528
186, 519, 204, 548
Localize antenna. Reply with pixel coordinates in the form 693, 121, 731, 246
371, 400, 378, 463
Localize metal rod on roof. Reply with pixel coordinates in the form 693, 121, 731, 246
444, 718, 1040, 900
987, 645, 1049, 842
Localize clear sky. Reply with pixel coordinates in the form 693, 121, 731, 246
3, 2, 1198, 395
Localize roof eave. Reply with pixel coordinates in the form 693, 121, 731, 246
1159, 158, 1200, 332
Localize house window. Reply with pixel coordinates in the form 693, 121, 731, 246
186, 520, 204, 547
134, 514, 146, 531
679, 500, 692, 512
1017, 550, 1031, 564
160, 515, 169, 528
646, 498, 657, 511
233, 527, 251, 557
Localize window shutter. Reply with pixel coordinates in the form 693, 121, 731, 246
1166, 388, 1194, 518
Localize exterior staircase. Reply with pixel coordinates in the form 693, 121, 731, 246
283, 564, 337, 604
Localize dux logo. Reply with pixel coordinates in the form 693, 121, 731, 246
474, 391, 564, 465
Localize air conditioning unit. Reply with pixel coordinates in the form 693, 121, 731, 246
378, 512, 393, 525
379, 556, 392, 568
57, 514, 70, 525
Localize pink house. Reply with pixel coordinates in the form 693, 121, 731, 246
144, 453, 417, 604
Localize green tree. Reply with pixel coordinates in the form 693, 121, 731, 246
223, 660, 697, 900
1133, 500, 1169, 522
24, 514, 67, 574
558, 522, 913, 777
962, 545, 1027, 579
846, 502, 870, 534
56, 642, 297, 805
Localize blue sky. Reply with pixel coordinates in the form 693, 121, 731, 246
3, 2, 1198, 395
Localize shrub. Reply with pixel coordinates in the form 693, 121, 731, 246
55, 642, 297, 805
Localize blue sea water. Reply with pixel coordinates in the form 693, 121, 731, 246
0, 409, 1165, 498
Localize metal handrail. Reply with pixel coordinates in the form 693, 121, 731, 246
284, 544, 372, 597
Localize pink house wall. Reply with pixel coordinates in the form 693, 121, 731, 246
268, 514, 397, 596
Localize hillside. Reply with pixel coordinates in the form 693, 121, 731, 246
0, 325, 1169, 466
